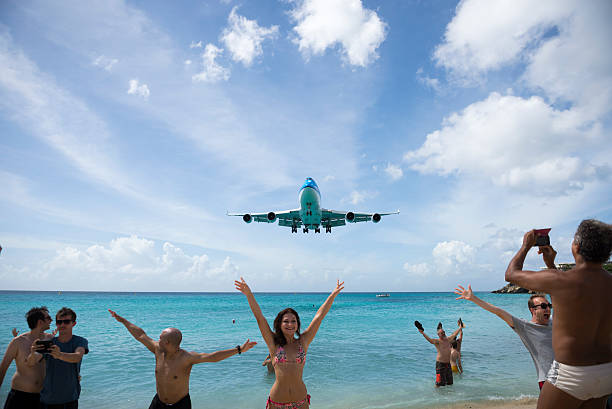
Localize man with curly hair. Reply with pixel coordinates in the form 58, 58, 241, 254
505, 219, 612, 409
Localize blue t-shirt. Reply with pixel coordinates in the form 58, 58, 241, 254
41, 335, 89, 404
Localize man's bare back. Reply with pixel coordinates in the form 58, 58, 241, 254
548, 265, 612, 365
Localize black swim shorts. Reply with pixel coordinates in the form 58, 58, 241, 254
3, 389, 40, 409
149, 394, 191, 409
435, 361, 453, 386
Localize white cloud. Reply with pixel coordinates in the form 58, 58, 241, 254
127, 79, 150, 99
192, 44, 230, 83
384, 162, 403, 181
402, 262, 430, 277
347, 190, 377, 205
44, 236, 239, 281
403, 240, 474, 278
416, 67, 441, 92
220, 7, 279, 67
434, 0, 574, 78
434, 0, 612, 120
189, 40, 203, 49
92, 55, 118, 71
404, 92, 609, 196
289, 0, 387, 67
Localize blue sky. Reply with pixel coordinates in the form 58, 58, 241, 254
1, 0, 611, 292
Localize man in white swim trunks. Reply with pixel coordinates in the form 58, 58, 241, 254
505, 219, 612, 409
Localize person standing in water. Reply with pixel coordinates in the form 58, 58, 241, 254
109, 309, 256, 409
235, 277, 344, 409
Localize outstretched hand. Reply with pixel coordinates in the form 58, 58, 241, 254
234, 277, 252, 295
12, 328, 18, 337
108, 309, 125, 323
454, 284, 473, 301
332, 279, 345, 296
240, 339, 257, 353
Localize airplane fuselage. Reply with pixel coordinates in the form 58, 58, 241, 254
299, 182, 322, 229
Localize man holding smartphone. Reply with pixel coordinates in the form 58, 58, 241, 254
40, 307, 89, 409
0, 306, 52, 409
506, 220, 612, 409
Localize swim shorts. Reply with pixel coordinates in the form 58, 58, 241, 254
149, 394, 191, 409
3, 389, 40, 409
546, 360, 612, 400
436, 361, 453, 386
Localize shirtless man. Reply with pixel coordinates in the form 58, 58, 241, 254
0, 306, 52, 409
417, 322, 462, 387
505, 220, 612, 409
109, 309, 256, 409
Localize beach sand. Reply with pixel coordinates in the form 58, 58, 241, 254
423, 397, 537, 409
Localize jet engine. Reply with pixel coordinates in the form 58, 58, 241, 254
267, 212, 277, 223
372, 213, 381, 223
243, 214, 252, 223
345, 212, 356, 223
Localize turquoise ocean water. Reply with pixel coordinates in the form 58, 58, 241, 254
0, 291, 541, 408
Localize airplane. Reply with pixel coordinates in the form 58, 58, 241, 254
228, 177, 399, 233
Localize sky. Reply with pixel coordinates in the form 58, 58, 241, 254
1, 0, 611, 292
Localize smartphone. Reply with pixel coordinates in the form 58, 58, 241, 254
534, 228, 551, 246
36, 339, 53, 354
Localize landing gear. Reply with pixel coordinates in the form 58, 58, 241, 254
303, 227, 309, 233
325, 226, 332, 233
314, 227, 320, 233
291, 226, 297, 233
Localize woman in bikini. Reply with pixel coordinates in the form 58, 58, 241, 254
235, 277, 344, 409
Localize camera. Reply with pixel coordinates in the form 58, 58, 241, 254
35, 339, 53, 354
534, 228, 551, 246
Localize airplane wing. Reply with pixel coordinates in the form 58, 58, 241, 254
322, 209, 399, 224
227, 209, 302, 227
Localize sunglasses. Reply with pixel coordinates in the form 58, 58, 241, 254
532, 303, 552, 310
56, 319, 74, 325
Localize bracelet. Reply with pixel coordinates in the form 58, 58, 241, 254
236, 345, 241, 355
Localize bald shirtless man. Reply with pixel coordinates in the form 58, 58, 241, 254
0, 306, 52, 409
417, 322, 462, 387
506, 220, 612, 409
109, 310, 256, 409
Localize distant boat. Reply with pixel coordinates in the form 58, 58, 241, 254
376, 293, 390, 297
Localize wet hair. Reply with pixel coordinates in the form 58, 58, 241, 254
574, 219, 612, 263
273, 308, 301, 346
451, 340, 458, 349
56, 307, 77, 321
527, 294, 548, 309
26, 306, 49, 329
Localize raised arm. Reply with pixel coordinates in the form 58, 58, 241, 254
448, 326, 462, 341
418, 329, 437, 345
455, 284, 514, 327
108, 309, 157, 353
504, 231, 561, 293
234, 278, 275, 353
189, 338, 257, 364
301, 280, 344, 348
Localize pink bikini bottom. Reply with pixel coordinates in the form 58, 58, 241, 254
266, 394, 310, 409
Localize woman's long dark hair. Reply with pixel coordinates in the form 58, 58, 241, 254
273, 308, 301, 346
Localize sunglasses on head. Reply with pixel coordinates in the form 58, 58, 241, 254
56, 319, 74, 325
532, 303, 552, 310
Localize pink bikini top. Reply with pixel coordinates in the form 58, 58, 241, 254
274, 342, 306, 365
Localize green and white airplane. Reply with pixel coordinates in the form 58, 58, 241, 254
228, 177, 399, 233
